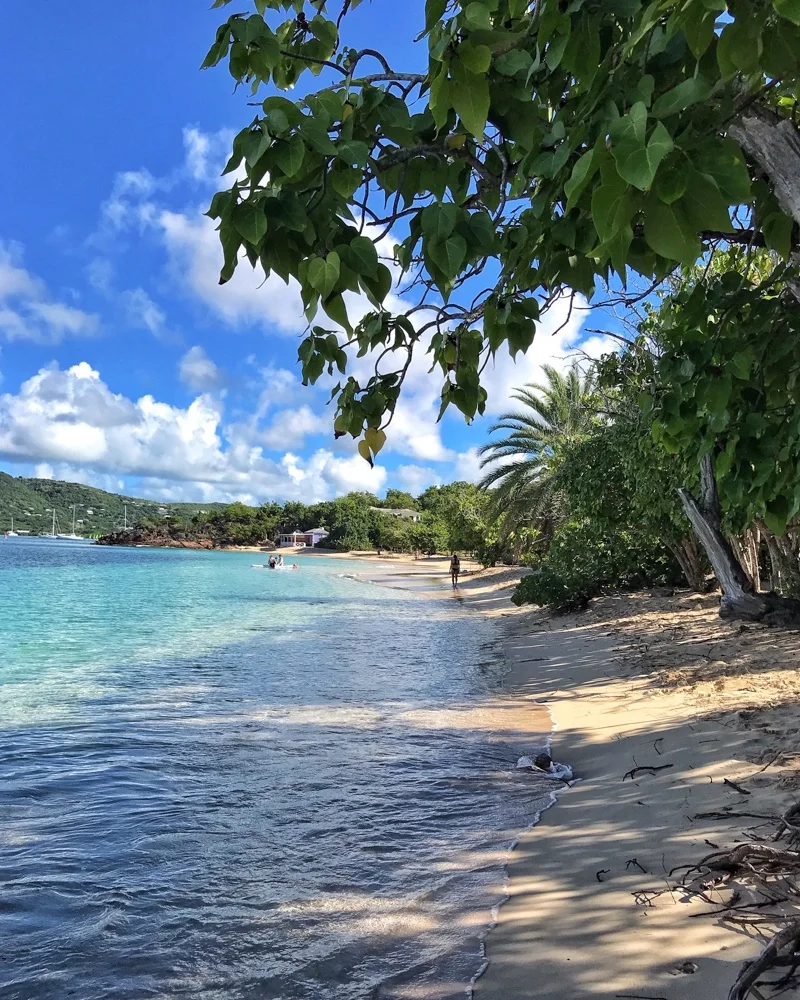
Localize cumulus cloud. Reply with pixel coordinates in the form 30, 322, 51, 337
158, 210, 305, 333
179, 345, 227, 392
394, 464, 443, 495
452, 447, 484, 484
0, 243, 99, 343
0, 361, 384, 504
261, 405, 327, 450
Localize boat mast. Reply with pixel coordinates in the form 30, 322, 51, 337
51, 508, 56, 537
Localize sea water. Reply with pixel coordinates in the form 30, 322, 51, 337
0, 538, 551, 1000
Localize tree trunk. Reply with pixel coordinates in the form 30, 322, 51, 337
728, 110, 800, 302
667, 534, 708, 591
757, 521, 800, 599
730, 526, 761, 591
678, 456, 800, 626
729, 113, 800, 227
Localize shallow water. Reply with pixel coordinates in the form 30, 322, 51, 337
0, 539, 551, 1000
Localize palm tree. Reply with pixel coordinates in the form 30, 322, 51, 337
478, 364, 597, 551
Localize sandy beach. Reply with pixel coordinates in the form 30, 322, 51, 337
357, 560, 800, 999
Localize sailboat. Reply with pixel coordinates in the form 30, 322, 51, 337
56, 505, 84, 540
6, 516, 19, 538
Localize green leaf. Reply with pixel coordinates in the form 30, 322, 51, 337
274, 134, 305, 176
545, 32, 569, 70
495, 49, 533, 76
653, 164, 686, 204
703, 138, 752, 203
764, 495, 791, 535
218, 221, 242, 284
464, 2, 492, 29
242, 129, 271, 168
591, 177, 631, 241
262, 96, 305, 129
610, 104, 673, 190
717, 19, 761, 79
703, 373, 732, 414
360, 263, 392, 305
340, 235, 379, 277
679, 169, 731, 231
422, 203, 459, 241
299, 118, 337, 155
309, 14, 338, 49
643, 198, 701, 263
308, 252, 341, 299
429, 67, 451, 130
201, 24, 231, 69
450, 62, 490, 138
467, 211, 496, 254
232, 201, 267, 245
651, 76, 712, 118
458, 42, 492, 74
763, 211, 794, 260
429, 234, 467, 278
564, 149, 598, 211
336, 140, 370, 168
774, 0, 800, 24
321, 291, 352, 333
426, 0, 448, 30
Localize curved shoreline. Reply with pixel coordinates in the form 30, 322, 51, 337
369, 565, 799, 998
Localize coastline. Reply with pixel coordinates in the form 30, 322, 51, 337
475, 590, 800, 999
371, 564, 800, 998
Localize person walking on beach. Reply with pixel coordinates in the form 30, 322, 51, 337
450, 552, 461, 589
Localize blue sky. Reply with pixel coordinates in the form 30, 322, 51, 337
0, 0, 605, 504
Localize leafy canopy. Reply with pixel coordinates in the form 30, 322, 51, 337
205, 0, 800, 457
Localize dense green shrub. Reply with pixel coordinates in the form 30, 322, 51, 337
512, 519, 681, 611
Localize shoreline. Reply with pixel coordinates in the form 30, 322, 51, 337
373, 565, 800, 998
474, 590, 800, 999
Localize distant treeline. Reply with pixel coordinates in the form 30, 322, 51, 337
106, 484, 498, 556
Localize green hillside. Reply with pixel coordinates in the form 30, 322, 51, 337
0, 472, 226, 536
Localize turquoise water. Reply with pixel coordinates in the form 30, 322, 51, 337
0, 538, 549, 1000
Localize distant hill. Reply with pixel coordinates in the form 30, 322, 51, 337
0, 472, 227, 536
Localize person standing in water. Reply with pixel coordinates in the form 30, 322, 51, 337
450, 552, 461, 589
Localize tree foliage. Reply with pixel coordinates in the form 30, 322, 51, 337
511, 517, 681, 611
648, 257, 800, 537
479, 364, 597, 545
206, 0, 800, 456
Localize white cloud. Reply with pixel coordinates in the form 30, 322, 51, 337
394, 464, 442, 495
86, 256, 168, 339
0, 361, 386, 504
452, 447, 484, 484
0, 243, 99, 343
122, 288, 166, 336
158, 210, 305, 333
179, 345, 227, 392
262, 405, 327, 450
182, 126, 235, 184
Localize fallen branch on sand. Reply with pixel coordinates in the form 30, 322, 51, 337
623, 764, 674, 781
727, 919, 800, 1000
724, 777, 752, 795
775, 802, 800, 845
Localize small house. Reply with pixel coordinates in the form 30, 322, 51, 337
278, 527, 330, 548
